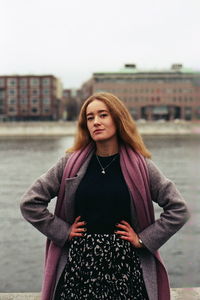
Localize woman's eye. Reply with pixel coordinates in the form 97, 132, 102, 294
87, 116, 93, 121
100, 114, 107, 118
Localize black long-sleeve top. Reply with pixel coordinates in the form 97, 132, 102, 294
74, 153, 131, 233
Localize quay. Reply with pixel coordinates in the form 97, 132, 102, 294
0, 288, 200, 299
0, 121, 200, 137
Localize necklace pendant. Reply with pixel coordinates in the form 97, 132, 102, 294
102, 170, 106, 174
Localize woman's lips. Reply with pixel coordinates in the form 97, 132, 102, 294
93, 129, 104, 134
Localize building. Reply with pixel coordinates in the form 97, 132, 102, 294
81, 64, 200, 121
0, 75, 63, 121
62, 88, 82, 120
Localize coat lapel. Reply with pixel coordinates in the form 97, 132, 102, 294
64, 152, 93, 223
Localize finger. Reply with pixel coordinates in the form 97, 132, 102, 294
74, 223, 86, 230
76, 221, 87, 227
120, 220, 131, 227
115, 230, 129, 236
75, 228, 86, 232
75, 216, 81, 223
116, 223, 129, 230
71, 232, 84, 238
119, 236, 131, 242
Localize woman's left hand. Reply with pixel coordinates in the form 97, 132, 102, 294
115, 220, 143, 248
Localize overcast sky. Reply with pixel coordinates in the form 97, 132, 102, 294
1, 0, 200, 89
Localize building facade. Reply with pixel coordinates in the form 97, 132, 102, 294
62, 88, 82, 120
0, 75, 63, 121
81, 64, 200, 121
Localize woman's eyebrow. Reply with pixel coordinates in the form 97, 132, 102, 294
86, 109, 108, 116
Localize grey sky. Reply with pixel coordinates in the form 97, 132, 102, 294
1, 0, 200, 89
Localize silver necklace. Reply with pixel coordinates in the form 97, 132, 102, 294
96, 154, 118, 174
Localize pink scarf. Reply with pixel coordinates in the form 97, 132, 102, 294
41, 143, 170, 300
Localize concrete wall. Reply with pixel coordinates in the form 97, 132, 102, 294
0, 121, 200, 136
0, 289, 200, 300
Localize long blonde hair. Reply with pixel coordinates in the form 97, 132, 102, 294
68, 92, 151, 158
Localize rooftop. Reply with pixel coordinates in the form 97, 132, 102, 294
94, 64, 200, 75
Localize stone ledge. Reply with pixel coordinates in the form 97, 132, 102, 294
0, 121, 200, 136
0, 294, 39, 300
0, 288, 200, 300
171, 288, 200, 299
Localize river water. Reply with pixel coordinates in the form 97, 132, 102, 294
0, 135, 199, 292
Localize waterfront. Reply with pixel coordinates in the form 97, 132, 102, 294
0, 135, 199, 292
0, 121, 200, 136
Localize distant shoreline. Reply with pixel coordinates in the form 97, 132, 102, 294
0, 121, 200, 136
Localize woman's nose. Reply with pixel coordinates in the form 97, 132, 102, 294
94, 115, 100, 124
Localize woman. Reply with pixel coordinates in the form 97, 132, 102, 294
20, 92, 190, 300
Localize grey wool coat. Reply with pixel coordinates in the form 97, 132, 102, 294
20, 154, 190, 300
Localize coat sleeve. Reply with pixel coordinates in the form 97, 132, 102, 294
20, 155, 71, 248
138, 158, 190, 253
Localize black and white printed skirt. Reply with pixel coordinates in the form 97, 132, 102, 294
55, 234, 148, 300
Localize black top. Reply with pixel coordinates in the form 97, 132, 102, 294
74, 153, 131, 233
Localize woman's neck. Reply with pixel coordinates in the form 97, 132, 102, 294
96, 141, 119, 157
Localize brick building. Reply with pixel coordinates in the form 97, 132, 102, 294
81, 64, 200, 121
0, 75, 63, 121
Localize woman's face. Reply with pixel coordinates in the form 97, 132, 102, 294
86, 99, 117, 143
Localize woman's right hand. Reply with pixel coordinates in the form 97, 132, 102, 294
69, 216, 87, 240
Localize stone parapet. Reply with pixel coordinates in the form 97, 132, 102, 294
0, 121, 200, 136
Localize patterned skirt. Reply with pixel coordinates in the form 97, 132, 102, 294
55, 234, 148, 300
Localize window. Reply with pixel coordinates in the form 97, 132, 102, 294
42, 78, 50, 86
9, 107, 17, 112
196, 107, 200, 119
20, 89, 28, 95
8, 98, 16, 105
43, 108, 50, 113
9, 89, 16, 95
20, 98, 27, 104
31, 98, 38, 104
30, 78, 39, 86
43, 89, 50, 95
19, 79, 28, 86
7, 78, 17, 86
32, 108, 38, 113
43, 98, 50, 105
185, 107, 192, 120
31, 89, 39, 96
0, 90, 5, 99
0, 79, 5, 87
